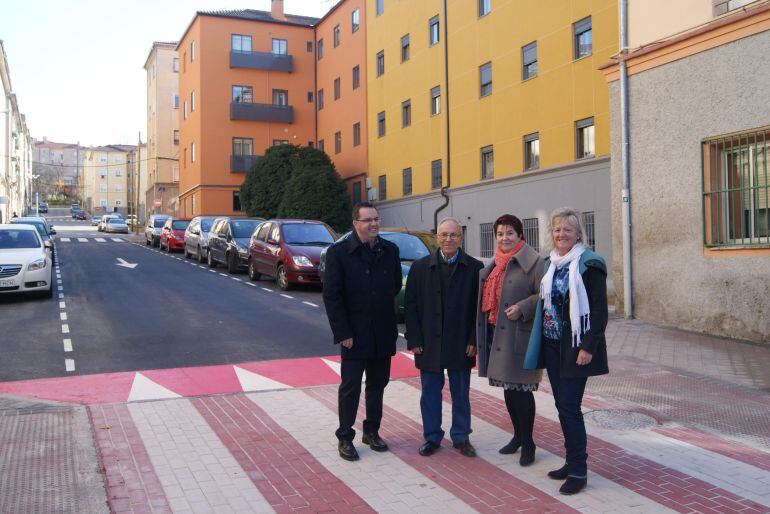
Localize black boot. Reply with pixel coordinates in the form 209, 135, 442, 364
548, 464, 569, 480
499, 437, 521, 454
559, 477, 587, 495
338, 440, 359, 461
519, 443, 536, 466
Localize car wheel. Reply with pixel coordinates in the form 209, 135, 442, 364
166, 241, 172, 253
154, 237, 160, 248
248, 260, 261, 281
197, 246, 206, 264
227, 252, 239, 274
145, 236, 150, 246
207, 250, 217, 268
276, 264, 292, 291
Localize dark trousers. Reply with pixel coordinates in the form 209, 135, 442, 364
336, 357, 391, 442
542, 339, 588, 478
503, 389, 536, 447
420, 369, 472, 445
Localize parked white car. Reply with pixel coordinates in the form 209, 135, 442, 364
0, 224, 53, 298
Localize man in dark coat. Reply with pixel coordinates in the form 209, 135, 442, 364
322, 202, 402, 462
405, 217, 484, 457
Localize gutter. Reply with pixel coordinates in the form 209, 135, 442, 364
432, 0, 451, 233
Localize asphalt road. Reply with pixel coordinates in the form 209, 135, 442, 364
0, 219, 352, 381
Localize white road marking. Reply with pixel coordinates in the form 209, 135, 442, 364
95, 238, 106, 242
77, 238, 87, 242
280, 294, 294, 299
209, 270, 216, 273
219, 273, 228, 277
57, 279, 62, 284
65, 359, 75, 372
59, 301, 66, 309
198, 265, 206, 269
246, 283, 256, 287
302, 301, 319, 307
60, 312, 67, 321
61, 324, 70, 334
175, 257, 182, 261
61, 238, 71, 242
231, 277, 242, 282
116, 258, 138, 269
112, 238, 123, 242
58, 293, 64, 299
261, 287, 273, 292
63, 339, 73, 352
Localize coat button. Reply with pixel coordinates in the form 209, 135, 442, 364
504, 303, 509, 307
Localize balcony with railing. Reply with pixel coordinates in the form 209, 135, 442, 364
231, 154, 261, 173
230, 50, 293, 73
230, 102, 294, 123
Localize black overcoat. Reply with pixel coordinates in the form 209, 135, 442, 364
404, 249, 484, 372
322, 233, 402, 360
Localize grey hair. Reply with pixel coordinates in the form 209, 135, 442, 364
437, 217, 463, 233
547, 207, 584, 249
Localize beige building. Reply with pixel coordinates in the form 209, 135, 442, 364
33, 138, 85, 201
81, 145, 135, 215
144, 42, 180, 217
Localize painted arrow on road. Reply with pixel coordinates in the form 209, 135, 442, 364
116, 258, 138, 269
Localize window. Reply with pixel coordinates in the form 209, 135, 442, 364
523, 218, 540, 252
402, 99, 411, 127
333, 25, 341, 47
99, 184, 107, 193
172, 57, 179, 72
317, 39, 324, 60
702, 128, 770, 247
273, 89, 288, 106
377, 111, 386, 137
378, 175, 387, 200
173, 130, 180, 145
376, 51, 385, 77
431, 159, 442, 189
429, 16, 440, 46
401, 34, 410, 62
352, 181, 362, 205
172, 94, 179, 109
334, 78, 341, 100
273, 140, 289, 146
481, 145, 494, 179
183, 101, 187, 120
524, 132, 540, 170
479, 0, 491, 17
307, 41, 313, 52
115, 184, 122, 193
190, 40, 195, 61
352, 65, 360, 89
232, 34, 252, 52
318, 139, 325, 153
233, 191, 241, 212
479, 62, 492, 97
376, 0, 384, 16
352, 9, 360, 32
318, 89, 324, 110
191, 142, 196, 163
100, 199, 108, 208
272, 38, 288, 55
581, 212, 595, 251
307, 91, 313, 103
115, 200, 122, 206
430, 86, 441, 115
522, 42, 537, 80
480, 223, 494, 258
334, 131, 342, 154
191, 90, 195, 112
575, 117, 595, 158
353, 122, 361, 147
402, 168, 412, 196
115, 168, 121, 177
233, 137, 253, 156
232, 85, 253, 103
573, 17, 592, 59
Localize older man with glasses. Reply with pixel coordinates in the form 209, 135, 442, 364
404, 217, 484, 457
322, 202, 403, 462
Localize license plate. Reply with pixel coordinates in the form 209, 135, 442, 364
0, 279, 16, 287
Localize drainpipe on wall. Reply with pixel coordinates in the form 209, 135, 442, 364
433, 0, 451, 233
619, 0, 633, 318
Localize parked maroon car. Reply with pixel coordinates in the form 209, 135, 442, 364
247, 219, 337, 290
160, 218, 191, 252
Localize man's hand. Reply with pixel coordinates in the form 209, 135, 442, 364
504, 304, 522, 320
576, 349, 593, 365
411, 346, 423, 355
340, 338, 354, 349
466, 345, 477, 357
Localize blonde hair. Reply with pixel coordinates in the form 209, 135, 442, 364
547, 207, 584, 250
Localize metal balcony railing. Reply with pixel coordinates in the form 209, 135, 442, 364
230, 102, 294, 123
229, 50, 293, 73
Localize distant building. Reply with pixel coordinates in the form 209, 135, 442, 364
33, 138, 86, 202
81, 145, 135, 215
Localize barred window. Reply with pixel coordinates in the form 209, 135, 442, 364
480, 223, 494, 258
431, 159, 442, 189
523, 218, 540, 252
703, 127, 769, 247
378, 175, 387, 201
402, 168, 412, 196
581, 211, 595, 251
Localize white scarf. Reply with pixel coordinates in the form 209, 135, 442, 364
540, 243, 590, 347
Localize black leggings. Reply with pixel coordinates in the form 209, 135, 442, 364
503, 389, 536, 447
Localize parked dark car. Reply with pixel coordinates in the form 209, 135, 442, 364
72, 209, 86, 219
207, 217, 265, 273
247, 219, 337, 290
319, 228, 437, 316
183, 215, 220, 263
160, 218, 191, 252
37, 203, 49, 214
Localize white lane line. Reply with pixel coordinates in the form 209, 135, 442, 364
77, 238, 88, 242
56, 274, 61, 279
59, 301, 66, 309
231, 277, 242, 282
198, 265, 206, 269
57, 279, 62, 284
63, 339, 73, 352
112, 238, 123, 242
95, 238, 106, 242
246, 283, 256, 287
65, 359, 75, 372
61, 237, 71, 242
261, 287, 274, 292
219, 273, 228, 277
302, 301, 319, 307
58, 293, 64, 299
280, 294, 294, 299
60, 312, 68, 321
175, 257, 183, 261
209, 270, 216, 273
61, 324, 70, 334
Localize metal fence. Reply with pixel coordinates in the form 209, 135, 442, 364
523, 217, 540, 252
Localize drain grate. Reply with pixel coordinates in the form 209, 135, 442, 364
585, 409, 659, 430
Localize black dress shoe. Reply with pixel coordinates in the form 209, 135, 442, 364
499, 437, 521, 454
362, 432, 389, 452
548, 464, 569, 480
419, 441, 440, 456
559, 477, 587, 495
453, 441, 477, 457
338, 440, 359, 461
519, 444, 536, 466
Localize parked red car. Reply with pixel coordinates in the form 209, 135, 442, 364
159, 218, 191, 252
247, 219, 337, 290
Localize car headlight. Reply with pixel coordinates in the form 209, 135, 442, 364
238, 246, 248, 256
292, 255, 313, 267
28, 258, 47, 271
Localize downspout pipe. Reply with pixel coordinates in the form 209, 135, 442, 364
619, 0, 633, 318
433, 0, 450, 233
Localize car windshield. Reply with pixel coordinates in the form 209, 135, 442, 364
108, 218, 125, 224
153, 218, 168, 228
12, 220, 47, 238
201, 219, 214, 232
172, 220, 190, 230
0, 229, 40, 249
381, 233, 431, 261
283, 224, 335, 245
230, 220, 261, 238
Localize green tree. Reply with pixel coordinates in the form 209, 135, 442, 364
239, 144, 299, 218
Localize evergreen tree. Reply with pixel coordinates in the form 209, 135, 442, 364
239, 144, 299, 218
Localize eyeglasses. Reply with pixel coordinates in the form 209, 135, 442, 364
355, 217, 380, 224
437, 233, 461, 240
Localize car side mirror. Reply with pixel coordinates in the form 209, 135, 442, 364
49, 228, 56, 235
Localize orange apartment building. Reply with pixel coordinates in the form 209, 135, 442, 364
177, 0, 368, 217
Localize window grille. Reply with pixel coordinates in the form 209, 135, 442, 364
523, 218, 540, 252
480, 223, 494, 258
581, 211, 595, 251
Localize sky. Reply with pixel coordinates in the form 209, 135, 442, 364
0, 0, 338, 147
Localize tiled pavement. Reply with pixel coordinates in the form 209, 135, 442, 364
1, 318, 769, 513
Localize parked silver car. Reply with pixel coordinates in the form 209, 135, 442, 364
104, 218, 129, 234
144, 214, 171, 247
98, 214, 121, 232
183, 215, 220, 263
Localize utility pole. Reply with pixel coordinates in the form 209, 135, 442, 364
136, 132, 142, 234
